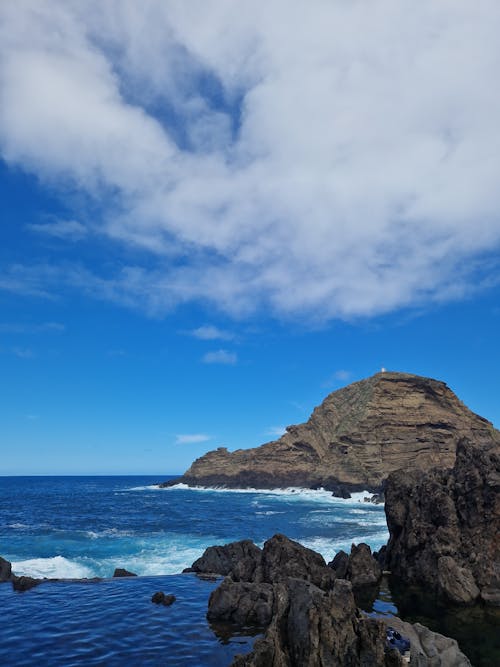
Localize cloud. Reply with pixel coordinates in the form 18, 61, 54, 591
1, 2, 500, 321
0, 321, 65, 334
175, 433, 212, 444
202, 349, 237, 365
322, 369, 352, 388
265, 425, 287, 438
27, 219, 88, 241
187, 325, 234, 341
12, 346, 34, 359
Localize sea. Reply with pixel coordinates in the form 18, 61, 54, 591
0, 476, 498, 666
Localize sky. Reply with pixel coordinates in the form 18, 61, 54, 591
1, 0, 500, 475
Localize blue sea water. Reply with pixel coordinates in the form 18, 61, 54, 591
0, 475, 388, 666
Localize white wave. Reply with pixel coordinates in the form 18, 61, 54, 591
12, 556, 94, 579
7, 522, 29, 529
255, 511, 285, 515
301, 529, 389, 563
163, 483, 378, 505
84, 528, 136, 539
125, 485, 163, 491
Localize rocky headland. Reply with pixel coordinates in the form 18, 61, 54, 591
163, 372, 499, 495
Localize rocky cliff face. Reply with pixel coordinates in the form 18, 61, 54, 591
384, 437, 500, 606
165, 372, 498, 493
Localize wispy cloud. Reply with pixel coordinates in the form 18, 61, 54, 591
12, 346, 34, 359
1, 2, 500, 321
175, 434, 212, 444
202, 349, 237, 365
187, 325, 235, 341
0, 322, 65, 334
265, 426, 287, 438
27, 219, 87, 241
322, 369, 352, 389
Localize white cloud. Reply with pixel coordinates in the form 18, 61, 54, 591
1, 1, 500, 321
175, 433, 212, 444
265, 425, 287, 438
28, 219, 88, 241
202, 349, 237, 365
188, 325, 234, 341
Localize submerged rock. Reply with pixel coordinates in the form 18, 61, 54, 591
12, 576, 42, 592
385, 437, 500, 606
162, 372, 499, 494
151, 592, 176, 606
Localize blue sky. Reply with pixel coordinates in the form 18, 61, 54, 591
1, 1, 500, 474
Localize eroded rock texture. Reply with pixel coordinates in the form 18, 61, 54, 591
163, 372, 498, 494
385, 437, 500, 606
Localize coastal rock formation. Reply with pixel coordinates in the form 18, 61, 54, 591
164, 372, 499, 494
386, 618, 472, 667
185, 539, 262, 579
151, 592, 176, 606
113, 568, 137, 577
384, 437, 500, 606
231, 578, 389, 667
329, 543, 382, 588
0, 556, 13, 582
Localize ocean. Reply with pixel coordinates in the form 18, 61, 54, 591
0, 476, 497, 666
0, 475, 387, 666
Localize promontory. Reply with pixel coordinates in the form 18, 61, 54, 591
161, 371, 499, 494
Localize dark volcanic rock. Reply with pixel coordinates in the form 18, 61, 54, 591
255, 534, 336, 590
208, 579, 275, 627
231, 578, 389, 667
12, 576, 42, 592
328, 543, 382, 588
0, 556, 13, 582
186, 539, 262, 579
112, 568, 137, 577
385, 437, 500, 605
151, 592, 176, 606
163, 372, 499, 494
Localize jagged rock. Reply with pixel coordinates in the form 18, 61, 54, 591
162, 372, 499, 494
231, 578, 389, 666
255, 534, 336, 590
151, 592, 176, 606
328, 550, 349, 579
12, 576, 42, 592
385, 437, 500, 605
347, 543, 382, 588
207, 578, 275, 627
185, 539, 262, 579
113, 568, 137, 577
0, 556, 13, 582
328, 544, 382, 588
385, 617, 472, 666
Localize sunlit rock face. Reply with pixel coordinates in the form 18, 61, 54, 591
165, 372, 499, 494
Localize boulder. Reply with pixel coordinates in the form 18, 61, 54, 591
384, 437, 500, 605
385, 617, 472, 666
328, 543, 382, 588
328, 550, 349, 579
12, 576, 42, 592
112, 568, 137, 578
207, 579, 275, 627
186, 539, 261, 579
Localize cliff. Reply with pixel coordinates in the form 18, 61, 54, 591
164, 371, 499, 493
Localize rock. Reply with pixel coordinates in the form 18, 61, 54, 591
112, 568, 137, 578
384, 437, 500, 605
385, 617, 472, 666
151, 592, 176, 606
186, 539, 261, 579
231, 578, 389, 666
255, 534, 336, 590
347, 543, 382, 588
12, 576, 42, 592
328, 550, 349, 579
328, 543, 382, 588
0, 556, 13, 582
207, 578, 275, 627
162, 372, 499, 494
